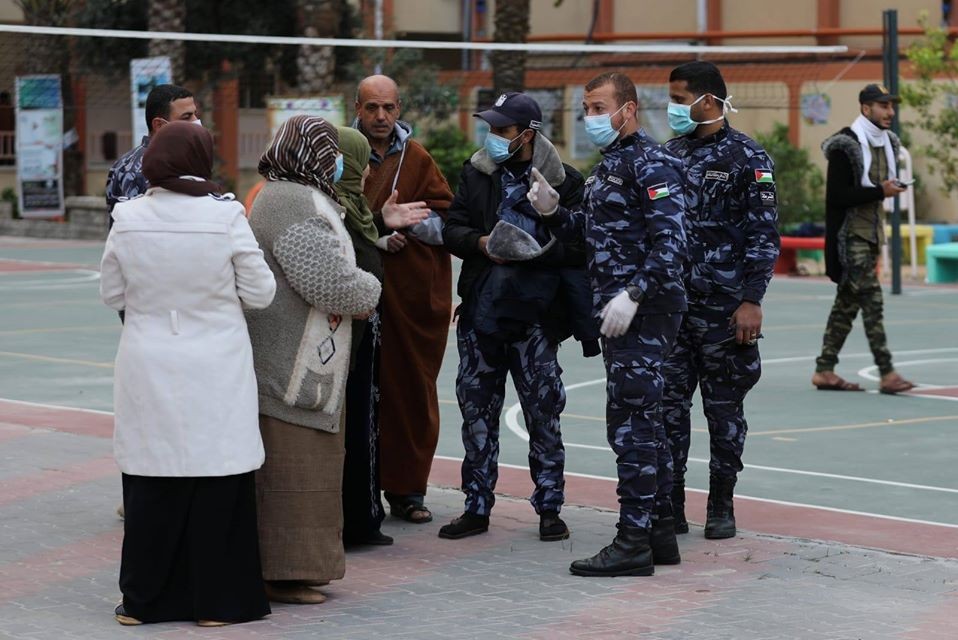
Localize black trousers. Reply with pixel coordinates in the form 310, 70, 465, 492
342, 316, 386, 542
120, 472, 270, 624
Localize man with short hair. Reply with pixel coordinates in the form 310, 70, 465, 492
662, 61, 780, 540
440, 92, 592, 541
105, 84, 199, 218
354, 75, 454, 526
811, 84, 913, 394
528, 72, 688, 577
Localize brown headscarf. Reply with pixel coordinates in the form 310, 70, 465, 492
258, 115, 340, 203
141, 121, 221, 197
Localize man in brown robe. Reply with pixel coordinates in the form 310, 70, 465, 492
355, 75, 454, 524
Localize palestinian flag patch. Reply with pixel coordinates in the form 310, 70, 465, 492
754, 169, 774, 184
647, 183, 671, 200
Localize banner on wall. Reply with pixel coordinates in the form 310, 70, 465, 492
15, 75, 63, 219
267, 97, 346, 138
130, 57, 172, 147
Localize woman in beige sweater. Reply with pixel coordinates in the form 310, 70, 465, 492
245, 116, 380, 605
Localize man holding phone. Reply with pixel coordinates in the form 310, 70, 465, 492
811, 84, 914, 395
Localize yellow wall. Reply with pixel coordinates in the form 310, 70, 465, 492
393, 0, 463, 33
839, 0, 940, 50
0, 0, 22, 23
613, 0, 699, 35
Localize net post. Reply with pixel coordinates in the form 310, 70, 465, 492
884, 8, 902, 295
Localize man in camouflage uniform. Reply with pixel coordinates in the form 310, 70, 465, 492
105, 84, 199, 221
529, 72, 688, 577
662, 61, 780, 540
812, 84, 914, 395
440, 93, 589, 541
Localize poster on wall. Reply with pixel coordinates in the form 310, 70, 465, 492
801, 93, 831, 125
15, 75, 63, 219
130, 57, 172, 147
267, 97, 346, 138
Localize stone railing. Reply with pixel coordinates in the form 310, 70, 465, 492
0, 196, 109, 240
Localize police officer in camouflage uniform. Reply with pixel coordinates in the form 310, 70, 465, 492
529, 72, 688, 577
811, 84, 914, 395
105, 85, 199, 221
440, 93, 590, 542
662, 62, 780, 540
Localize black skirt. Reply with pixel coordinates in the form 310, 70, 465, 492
119, 471, 271, 624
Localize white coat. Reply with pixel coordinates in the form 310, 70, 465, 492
100, 187, 276, 477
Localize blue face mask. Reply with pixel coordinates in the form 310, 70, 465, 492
484, 131, 524, 164
333, 154, 344, 183
667, 93, 732, 135
583, 102, 632, 148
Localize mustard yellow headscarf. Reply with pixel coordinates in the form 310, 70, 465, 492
335, 126, 379, 245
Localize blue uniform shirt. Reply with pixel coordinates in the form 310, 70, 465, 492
547, 129, 688, 318
105, 136, 150, 217
665, 123, 780, 304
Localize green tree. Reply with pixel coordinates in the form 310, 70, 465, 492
754, 122, 825, 230
422, 125, 474, 192
900, 15, 958, 195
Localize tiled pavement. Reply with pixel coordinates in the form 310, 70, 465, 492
1, 403, 957, 639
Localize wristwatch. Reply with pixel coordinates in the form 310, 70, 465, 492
625, 285, 644, 304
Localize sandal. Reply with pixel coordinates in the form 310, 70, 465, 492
880, 377, 916, 395
114, 603, 142, 626
389, 499, 433, 524
812, 372, 863, 392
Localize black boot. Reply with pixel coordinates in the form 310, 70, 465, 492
704, 474, 737, 539
539, 511, 570, 541
569, 524, 653, 577
650, 517, 681, 565
672, 478, 688, 534
438, 512, 489, 539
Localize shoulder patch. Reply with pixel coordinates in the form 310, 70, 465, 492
705, 170, 730, 182
647, 183, 671, 201
754, 169, 774, 184
607, 175, 624, 186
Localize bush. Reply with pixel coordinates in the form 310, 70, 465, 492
422, 125, 475, 193
754, 122, 825, 231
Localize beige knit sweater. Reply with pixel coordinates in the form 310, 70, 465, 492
245, 180, 381, 432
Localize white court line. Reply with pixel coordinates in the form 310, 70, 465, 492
433, 455, 958, 530
0, 397, 114, 416
0, 269, 101, 290
857, 358, 958, 400
502, 346, 958, 498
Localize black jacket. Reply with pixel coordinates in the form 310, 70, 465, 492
822, 127, 898, 283
443, 136, 594, 348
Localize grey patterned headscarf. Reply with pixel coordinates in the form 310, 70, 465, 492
258, 115, 340, 203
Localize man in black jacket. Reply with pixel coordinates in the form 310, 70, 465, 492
812, 84, 914, 395
439, 92, 591, 541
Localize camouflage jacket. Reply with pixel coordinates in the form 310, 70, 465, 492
105, 136, 150, 218
665, 123, 780, 304
545, 129, 688, 317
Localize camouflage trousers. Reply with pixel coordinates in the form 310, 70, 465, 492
603, 313, 682, 530
455, 318, 566, 517
816, 237, 893, 376
663, 294, 762, 482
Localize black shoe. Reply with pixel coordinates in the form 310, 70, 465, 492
704, 474, 737, 539
672, 479, 689, 534
569, 524, 654, 577
650, 517, 681, 565
539, 511, 570, 541
438, 512, 489, 539
345, 530, 394, 547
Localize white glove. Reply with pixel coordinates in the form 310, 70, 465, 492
600, 290, 639, 338
527, 167, 559, 216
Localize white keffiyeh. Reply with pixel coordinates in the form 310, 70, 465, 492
850, 114, 897, 187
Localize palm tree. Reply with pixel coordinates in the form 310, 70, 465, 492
297, 0, 342, 94
148, 0, 185, 82
490, 0, 531, 95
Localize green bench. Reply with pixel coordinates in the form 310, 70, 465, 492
926, 242, 958, 283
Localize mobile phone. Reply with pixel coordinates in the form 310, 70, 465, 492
894, 179, 914, 188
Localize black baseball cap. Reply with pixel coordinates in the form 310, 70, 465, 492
474, 92, 542, 131
859, 84, 899, 104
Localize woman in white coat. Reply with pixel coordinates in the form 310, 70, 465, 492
100, 121, 276, 627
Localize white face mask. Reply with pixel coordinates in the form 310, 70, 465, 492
192, 119, 203, 127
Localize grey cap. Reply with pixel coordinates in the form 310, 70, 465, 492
485, 220, 555, 261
